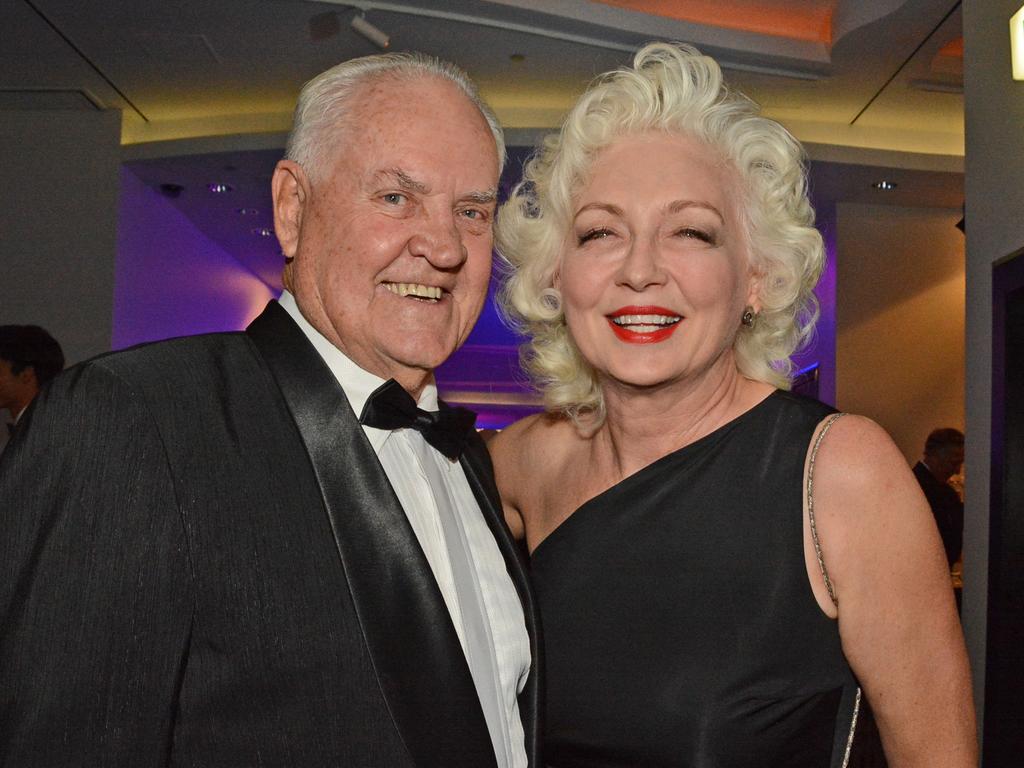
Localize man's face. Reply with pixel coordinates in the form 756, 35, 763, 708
930, 446, 964, 482
0, 358, 32, 415
274, 76, 499, 393
942, 447, 965, 481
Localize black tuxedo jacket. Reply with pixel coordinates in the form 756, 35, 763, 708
912, 461, 964, 568
0, 302, 541, 767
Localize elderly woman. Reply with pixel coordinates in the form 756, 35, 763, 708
490, 43, 975, 767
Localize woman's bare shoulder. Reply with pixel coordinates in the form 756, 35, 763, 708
485, 411, 580, 541
489, 410, 573, 449
807, 410, 953, 627
811, 413, 911, 498
488, 410, 577, 480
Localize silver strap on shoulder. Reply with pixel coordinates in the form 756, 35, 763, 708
807, 412, 844, 607
841, 689, 862, 768
807, 412, 861, 768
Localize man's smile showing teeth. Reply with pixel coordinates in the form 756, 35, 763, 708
382, 282, 443, 301
606, 306, 682, 344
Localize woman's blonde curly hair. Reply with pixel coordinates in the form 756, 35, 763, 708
495, 42, 824, 428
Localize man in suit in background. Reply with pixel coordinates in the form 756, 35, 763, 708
912, 427, 965, 609
912, 428, 965, 568
0, 324, 64, 453
0, 52, 539, 768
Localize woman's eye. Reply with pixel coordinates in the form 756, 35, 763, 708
676, 227, 715, 244
578, 228, 613, 245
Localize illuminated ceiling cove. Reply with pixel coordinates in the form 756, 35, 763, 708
2, 0, 963, 157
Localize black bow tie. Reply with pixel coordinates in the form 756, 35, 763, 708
359, 379, 477, 460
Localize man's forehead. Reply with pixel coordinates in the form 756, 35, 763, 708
349, 74, 474, 124
319, 77, 499, 188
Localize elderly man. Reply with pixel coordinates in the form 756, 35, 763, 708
0, 53, 539, 768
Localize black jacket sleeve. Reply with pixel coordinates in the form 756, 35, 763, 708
0, 362, 193, 766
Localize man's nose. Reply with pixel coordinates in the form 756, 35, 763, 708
408, 211, 466, 268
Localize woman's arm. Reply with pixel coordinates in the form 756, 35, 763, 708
807, 415, 977, 767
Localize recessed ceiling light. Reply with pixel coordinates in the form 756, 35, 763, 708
237, 207, 259, 216
159, 183, 184, 198
208, 183, 233, 193
252, 227, 275, 237
872, 180, 897, 191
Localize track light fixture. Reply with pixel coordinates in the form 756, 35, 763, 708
351, 13, 390, 49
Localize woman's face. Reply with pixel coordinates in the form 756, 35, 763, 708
556, 132, 759, 392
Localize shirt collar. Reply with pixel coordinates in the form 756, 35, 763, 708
277, 291, 439, 453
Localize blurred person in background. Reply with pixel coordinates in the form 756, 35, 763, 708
0, 324, 64, 451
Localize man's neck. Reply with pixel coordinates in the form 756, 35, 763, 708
4, 399, 30, 424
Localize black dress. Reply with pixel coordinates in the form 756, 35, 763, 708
530, 390, 860, 768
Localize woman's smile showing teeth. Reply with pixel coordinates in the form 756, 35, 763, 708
382, 282, 443, 301
606, 305, 682, 343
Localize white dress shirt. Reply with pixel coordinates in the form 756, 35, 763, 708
278, 292, 530, 768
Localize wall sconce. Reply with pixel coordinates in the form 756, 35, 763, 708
351, 13, 390, 50
1012, 4, 1024, 80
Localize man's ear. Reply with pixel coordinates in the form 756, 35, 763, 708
272, 160, 309, 260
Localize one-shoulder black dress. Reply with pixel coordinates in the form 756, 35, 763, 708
530, 390, 860, 768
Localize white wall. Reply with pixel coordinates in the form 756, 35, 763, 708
835, 203, 965, 463
0, 110, 121, 366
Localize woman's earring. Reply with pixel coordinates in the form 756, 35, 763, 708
741, 306, 756, 327
540, 287, 563, 313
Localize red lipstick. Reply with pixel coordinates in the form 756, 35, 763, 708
606, 305, 682, 344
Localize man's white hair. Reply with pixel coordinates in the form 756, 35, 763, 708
285, 52, 505, 180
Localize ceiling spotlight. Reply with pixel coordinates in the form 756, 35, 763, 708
351, 13, 390, 49
252, 227, 275, 238
871, 180, 897, 191
208, 183, 233, 193
237, 207, 259, 216
159, 183, 184, 198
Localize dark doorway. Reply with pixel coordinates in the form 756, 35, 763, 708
985, 249, 1024, 764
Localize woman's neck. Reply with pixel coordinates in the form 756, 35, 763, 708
592, 360, 772, 479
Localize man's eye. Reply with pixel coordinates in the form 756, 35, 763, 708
382, 192, 407, 205
459, 208, 487, 221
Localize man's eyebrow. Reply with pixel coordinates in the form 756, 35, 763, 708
375, 170, 495, 205
376, 168, 430, 194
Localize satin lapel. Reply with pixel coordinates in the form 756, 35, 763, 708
247, 303, 495, 768
459, 430, 544, 768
